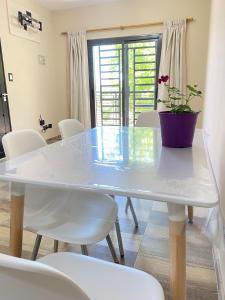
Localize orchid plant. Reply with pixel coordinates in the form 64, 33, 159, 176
157, 75, 202, 113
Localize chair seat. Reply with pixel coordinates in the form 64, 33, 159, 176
39, 252, 164, 300
36, 218, 115, 245
24, 188, 117, 245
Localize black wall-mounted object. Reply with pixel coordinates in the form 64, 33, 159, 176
39, 115, 52, 133
18, 11, 42, 31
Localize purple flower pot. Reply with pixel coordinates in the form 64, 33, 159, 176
159, 111, 199, 148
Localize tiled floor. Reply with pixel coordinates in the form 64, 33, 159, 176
0, 182, 218, 299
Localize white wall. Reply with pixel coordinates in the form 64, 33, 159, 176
52, 0, 211, 126
204, 0, 225, 218
203, 1, 225, 295
0, 0, 60, 139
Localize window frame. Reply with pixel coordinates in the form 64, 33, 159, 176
88, 34, 162, 128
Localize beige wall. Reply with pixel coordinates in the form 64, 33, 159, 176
204, 0, 225, 218
52, 0, 211, 126
0, 0, 211, 139
0, 0, 60, 139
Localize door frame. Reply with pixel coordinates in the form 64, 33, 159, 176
0, 39, 12, 131
87, 34, 162, 128
0, 39, 12, 158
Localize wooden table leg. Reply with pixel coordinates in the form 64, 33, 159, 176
10, 183, 25, 257
188, 206, 193, 223
168, 203, 186, 300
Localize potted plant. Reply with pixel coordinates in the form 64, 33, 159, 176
157, 75, 202, 148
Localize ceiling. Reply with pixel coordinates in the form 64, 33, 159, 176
36, 0, 120, 10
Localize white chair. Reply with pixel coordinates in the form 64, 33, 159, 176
58, 119, 84, 139
0, 252, 164, 300
3, 130, 124, 262
59, 119, 125, 254
125, 111, 160, 226
136, 110, 160, 127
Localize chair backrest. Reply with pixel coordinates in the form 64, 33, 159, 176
58, 119, 84, 139
2, 129, 46, 159
0, 253, 89, 300
136, 111, 160, 127
2, 130, 73, 228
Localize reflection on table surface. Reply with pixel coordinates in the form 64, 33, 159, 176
0, 126, 218, 207
94, 126, 160, 165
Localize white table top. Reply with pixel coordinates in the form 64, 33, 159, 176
0, 127, 219, 207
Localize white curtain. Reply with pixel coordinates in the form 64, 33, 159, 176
68, 31, 91, 128
158, 19, 187, 104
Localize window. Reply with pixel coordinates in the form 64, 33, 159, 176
88, 35, 162, 127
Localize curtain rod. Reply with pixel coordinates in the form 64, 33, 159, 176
61, 17, 194, 35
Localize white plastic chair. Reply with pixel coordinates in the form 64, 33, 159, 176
58, 119, 125, 254
58, 119, 84, 139
0, 252, 164, 300
2, 129, 124, 262
125, 111, 160, 226
136, 110, 160, 127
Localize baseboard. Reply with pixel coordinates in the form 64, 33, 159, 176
213, 246, 225, 300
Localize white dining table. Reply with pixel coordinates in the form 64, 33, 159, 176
0, 126, 219, 300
